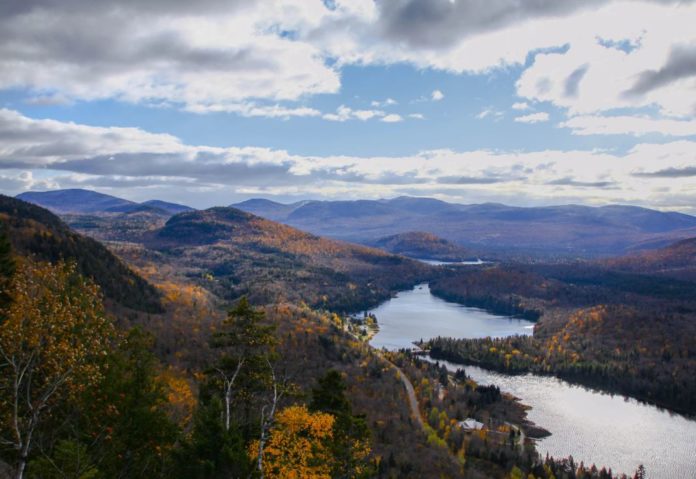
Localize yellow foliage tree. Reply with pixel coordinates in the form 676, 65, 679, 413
250, 405, 335, 479
0, 260, 114, 479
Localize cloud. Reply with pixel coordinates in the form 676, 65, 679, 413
512, 102, 530, 110
371, 98, 398, 107
633, 166, 696, 178
0, 1, 340, 111
625, 45, 696, 96
322, 105, 407, 123
431, 89, 445, 101
381, 114, 403, 123
187, 103, 322, 118
514, 112, 550, 123
546, 177, 616, 188
560, 115, 696, 136
477, 108, 504, 120
514, 2, 696, 116
322, 105, 385, 122
2, 0, 695, 123
373, 0, 606, 49
2, 108, 695, 212
408, 113, 425, 119
564, 64, 589, 97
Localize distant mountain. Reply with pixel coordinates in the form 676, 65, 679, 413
370, 231, 473, 261
0, 195, 162, 312
16, 189, 195, 216
142, 200, 194, 215
17, 189, 136, 214
232, 196, 696, 257
230, 198, 304, 221
145, 206, 430, 311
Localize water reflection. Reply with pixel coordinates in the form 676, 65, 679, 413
368, 284, 696, 479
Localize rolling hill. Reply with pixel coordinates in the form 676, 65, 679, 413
605, 237, 696, 281
0, 195, 162, 312
231, 197, 696, 257
369, 231, 473, 261
140, 206, 431, 311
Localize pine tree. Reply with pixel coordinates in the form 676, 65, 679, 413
310, 369, 373, 478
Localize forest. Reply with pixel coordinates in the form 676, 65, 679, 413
0, 197, 673, 478
428, 262, 696, 415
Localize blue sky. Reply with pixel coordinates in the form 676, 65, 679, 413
1, 0, 695, 212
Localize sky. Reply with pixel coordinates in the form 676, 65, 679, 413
1, 0, 696, 213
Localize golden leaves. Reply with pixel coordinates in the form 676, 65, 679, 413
251, 405, 335, 479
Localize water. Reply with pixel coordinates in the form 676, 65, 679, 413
416, 258, 489, 266
368, 284, 696, 479
369, 284, 534, 350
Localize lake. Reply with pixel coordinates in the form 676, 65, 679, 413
368, 284, 696, 478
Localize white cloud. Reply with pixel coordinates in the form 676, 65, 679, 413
431, 89, 445, 101
515, 112, 550, 124
187, 102, 322, 118
323, 105, 385, 122
561, 115, 696, 136
512, 102, 530, 110
3, 0, 695, 124
371, 98, 398, 107
477, 108, 504, 120
408, 113, 425, 120
513, 3, 696, 117
381, 114, 403, 123
2, 108, 696, 213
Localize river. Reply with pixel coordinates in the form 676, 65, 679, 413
368, 284, 696, 479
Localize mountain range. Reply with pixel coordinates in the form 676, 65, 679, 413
13, 189, 696, 258
233, 197, 696, 257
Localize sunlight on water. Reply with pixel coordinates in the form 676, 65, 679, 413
368, 284, 696, 479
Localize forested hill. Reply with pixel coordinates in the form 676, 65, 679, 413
369, 231, 474, 261
605, 237, 696, 281
141, 206, 431, 311
0, 195, 162, 313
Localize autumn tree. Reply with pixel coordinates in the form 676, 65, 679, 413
310, 370, 372, 479
250, 405, 335, 479
0, 260, 113, 479
210, 296, 277, 433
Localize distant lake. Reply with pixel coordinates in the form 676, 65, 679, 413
368, 284, 534, 350
416, 258, 489, 266
368, 284, 696, 479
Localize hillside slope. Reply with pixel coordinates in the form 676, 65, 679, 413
605, 237, 696, 280
370, 231, 473, 261
143, 207, 431, 311
0, 195, 162, 312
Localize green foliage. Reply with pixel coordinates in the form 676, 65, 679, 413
79, 328, 178, 479
310, 370, 373, 478
169, 394, 251, 479
27, 440, 99, 479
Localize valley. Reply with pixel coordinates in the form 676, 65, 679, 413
3, 190, 696, 478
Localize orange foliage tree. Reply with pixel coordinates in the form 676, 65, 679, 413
250, 405, 335, 479
0, 260, 114, 479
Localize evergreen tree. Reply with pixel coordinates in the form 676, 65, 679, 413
310, 370, 372, 478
